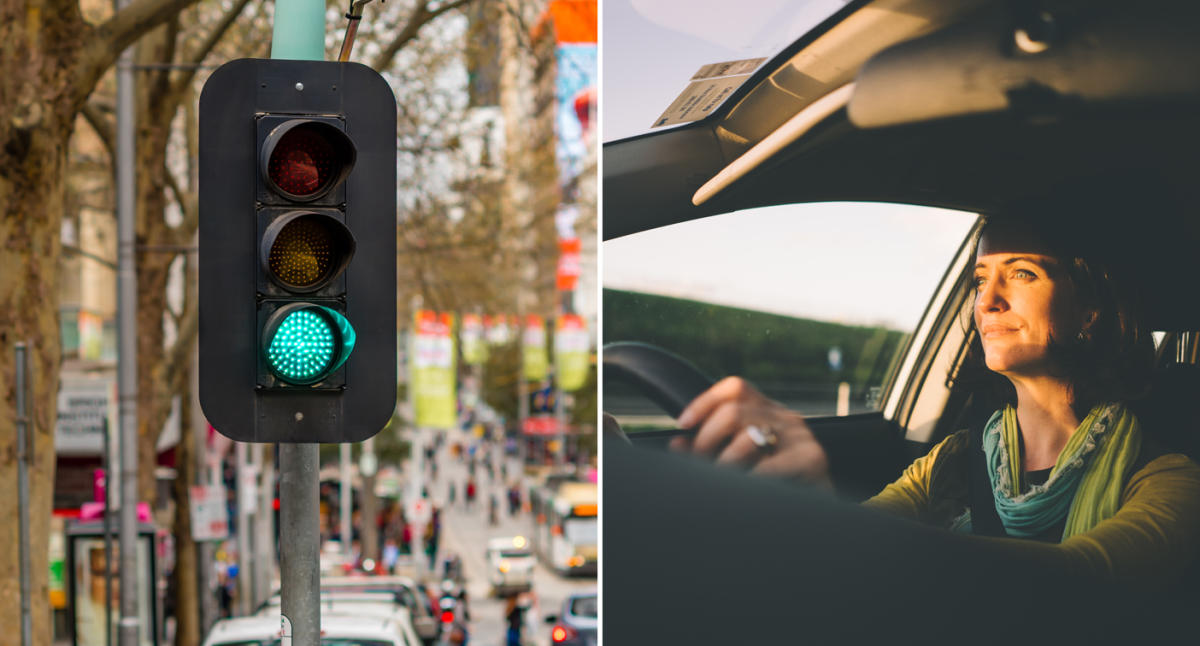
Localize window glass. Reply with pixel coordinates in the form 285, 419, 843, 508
570, 595, 599, 618
603, 203, 977, 428
564, 518, 598, 543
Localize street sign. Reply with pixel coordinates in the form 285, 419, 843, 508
198, 58, 397, 443
55, 377, 115, 455
190, 485, 230, 541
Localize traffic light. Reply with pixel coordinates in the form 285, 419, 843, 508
198, 58, 396, 443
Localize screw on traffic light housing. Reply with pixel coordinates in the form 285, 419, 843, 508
198, 59, 396, 444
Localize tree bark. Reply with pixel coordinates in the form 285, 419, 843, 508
0, 0, 202, 641
171, 366, 199, 646
0, 120, 70, 646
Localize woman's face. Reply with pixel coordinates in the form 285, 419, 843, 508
972, 224, 1084, 379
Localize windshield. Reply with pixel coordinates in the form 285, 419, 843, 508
564, 518, 598, 543
570, 595, 599, 618
603, 0, 850, 141
604, 203, 977, 426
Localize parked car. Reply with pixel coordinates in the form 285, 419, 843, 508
319, 577, 441, 644
255, 576, 439, 645
603, 0, 1200, 643
544, 590, 597, 646
485, 536, 535, 597
201, 611, 421, 646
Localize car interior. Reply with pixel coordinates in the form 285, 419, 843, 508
602, 0, 1200, 642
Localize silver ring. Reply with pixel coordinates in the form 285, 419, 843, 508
745, 425, 778, 451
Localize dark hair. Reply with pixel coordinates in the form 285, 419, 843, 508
954, 215, 1155, 417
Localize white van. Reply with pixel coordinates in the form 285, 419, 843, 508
485, 536, 535, 596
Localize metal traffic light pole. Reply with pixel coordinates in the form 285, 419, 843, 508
271, 3, 327, 645
114, 0, 140, 635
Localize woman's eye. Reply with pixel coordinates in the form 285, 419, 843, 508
972, 275, 986, 288
1012, 268, 1037, 280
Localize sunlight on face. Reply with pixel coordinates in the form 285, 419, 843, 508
972, 223, 1082, 378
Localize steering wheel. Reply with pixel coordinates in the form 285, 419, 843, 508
602, 342, 717, 446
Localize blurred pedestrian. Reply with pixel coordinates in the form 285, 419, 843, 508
505, 594, 525, 646
465, 478, 477, 509
448, 481, 457, 507
426, 506, 441, 570
489, 494, 499, 526
508, 484, 521, 516
383, 538, 400, 573
401, 520, 412, 555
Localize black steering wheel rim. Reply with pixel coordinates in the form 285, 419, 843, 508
602, 342, 718, 443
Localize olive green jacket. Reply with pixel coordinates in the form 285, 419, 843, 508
865, 430, 1200, 585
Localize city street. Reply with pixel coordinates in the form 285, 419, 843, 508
422, 430, 596, 646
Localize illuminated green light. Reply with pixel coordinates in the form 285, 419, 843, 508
262, 304, 356, 386
267, 309, 336, 382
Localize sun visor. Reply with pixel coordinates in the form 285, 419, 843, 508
847, 1, 1200, 129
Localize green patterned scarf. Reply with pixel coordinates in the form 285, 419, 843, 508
982, 402, 1141, 540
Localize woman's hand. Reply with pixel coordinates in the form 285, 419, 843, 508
670, 377, 833, 488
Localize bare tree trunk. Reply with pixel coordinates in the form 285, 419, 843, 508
0, 0, 209, 640
0, 123, 71, 646
172, 369, 199, 646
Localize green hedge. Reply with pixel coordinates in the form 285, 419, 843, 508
603, 289, 907, 390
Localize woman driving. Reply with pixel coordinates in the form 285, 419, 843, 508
671, 215, 1200, 585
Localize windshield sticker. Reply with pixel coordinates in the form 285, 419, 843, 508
691, 57, 767, 81
651, 75, 750, 129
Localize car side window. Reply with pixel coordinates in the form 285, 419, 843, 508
603, 202, 978, 429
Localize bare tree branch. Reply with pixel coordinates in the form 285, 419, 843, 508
168, 0, 255, 100
164, 256, 199, 394
80, 101, 115, 163
145, 16, 182, 107
164, 168, 199, 246
498, 0, 541, 56
370, 0, 475, 72
74, 0, 203, 107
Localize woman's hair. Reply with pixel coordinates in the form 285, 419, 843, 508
955, 214, 1156, 417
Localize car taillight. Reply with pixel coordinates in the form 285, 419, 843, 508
441, 610, 455, 623
552, 625, 579, 643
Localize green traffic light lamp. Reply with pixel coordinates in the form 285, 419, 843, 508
262, 303, 356, 385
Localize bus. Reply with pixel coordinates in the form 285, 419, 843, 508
531, 481, 597, 576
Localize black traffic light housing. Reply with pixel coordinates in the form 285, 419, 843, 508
199, 58, 396, 443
